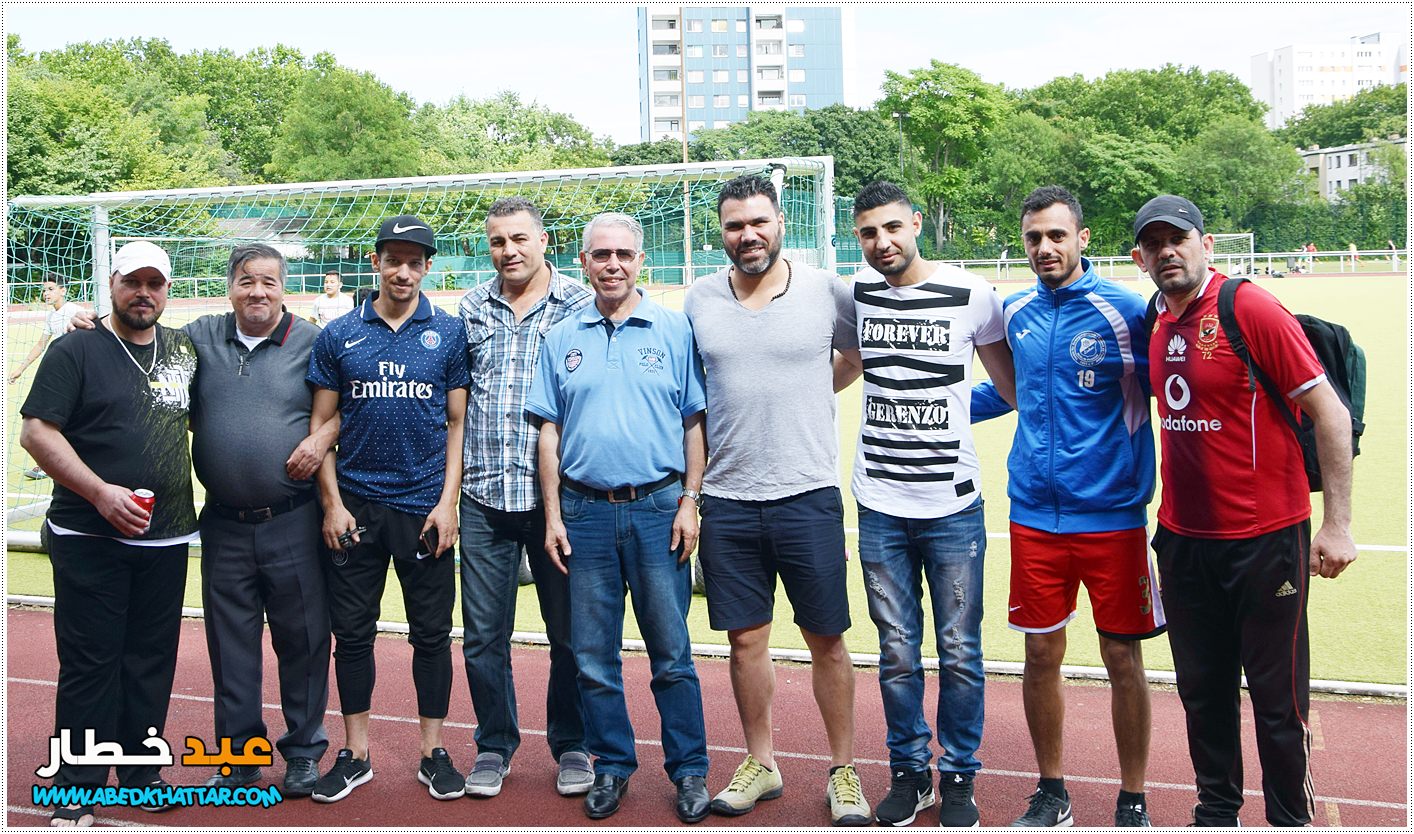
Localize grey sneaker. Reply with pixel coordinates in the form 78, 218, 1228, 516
1115, 801, 1151, 827
557, 751, 594, 796
1011, 788, 1073, 827
464, 751, 509, 798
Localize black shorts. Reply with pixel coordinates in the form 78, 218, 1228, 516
697, 486, 850, 635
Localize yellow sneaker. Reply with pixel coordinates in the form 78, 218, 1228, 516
710, 754, 783, 815
827, 763, 871, 826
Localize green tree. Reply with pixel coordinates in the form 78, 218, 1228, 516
1180, 115, 1309, 231
415, 91, 609, 175
608, 138, 685, 167
265, 65, 420, 182
1276, 83, 1407, 149
878, 61, 1010, 248
1023, 65, 1264, 145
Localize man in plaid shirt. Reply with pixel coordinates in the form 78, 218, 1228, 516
457, 198, 595, 799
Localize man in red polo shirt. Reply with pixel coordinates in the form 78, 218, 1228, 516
1132, 195, 1356, 827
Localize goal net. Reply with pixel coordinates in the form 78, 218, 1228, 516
6, 157, 836, 544
1210, 232, 1256, 275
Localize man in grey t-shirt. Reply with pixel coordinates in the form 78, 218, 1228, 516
684, 175, 869, 826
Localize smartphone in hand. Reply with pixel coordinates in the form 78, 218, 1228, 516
417, 527, 439, 560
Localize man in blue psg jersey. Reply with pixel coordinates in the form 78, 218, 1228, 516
305, 215, 470, 803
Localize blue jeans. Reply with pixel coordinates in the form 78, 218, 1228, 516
562, 482, 709, 782
459, 496, 585, 762
857, 500, 986, 774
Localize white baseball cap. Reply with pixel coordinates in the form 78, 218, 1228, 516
112, 241, 172, 281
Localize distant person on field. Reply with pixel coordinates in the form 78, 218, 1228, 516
685, 175, 870, 826
306, 215, 470, 803
11, 274, 85, 479
20, 241, 198, 826
1134, 195, 1355, 827
834, 181, 1015, 828
973, 186, 1163, 827
312, 270, 354, 327
529, 212, 711, 823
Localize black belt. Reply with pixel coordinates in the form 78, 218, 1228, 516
561, 473, 680, 504
207, 490, 315, 524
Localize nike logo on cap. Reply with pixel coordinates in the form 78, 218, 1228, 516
392, 223, 429, 234
344, 336, 368, 348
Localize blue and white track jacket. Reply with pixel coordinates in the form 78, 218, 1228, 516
972, 259, 1154, 534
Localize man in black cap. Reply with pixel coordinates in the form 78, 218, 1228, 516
306, 214, 472, 803
1132, 195, 1355, 827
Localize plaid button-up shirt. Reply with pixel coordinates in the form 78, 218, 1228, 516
459, 267, 593, 512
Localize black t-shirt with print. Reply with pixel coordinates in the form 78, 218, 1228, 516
21, 322, 199, 539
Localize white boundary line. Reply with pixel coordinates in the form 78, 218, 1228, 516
7, 594, 1405, 701
5, 677, 1405, 813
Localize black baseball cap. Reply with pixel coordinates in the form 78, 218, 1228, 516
1133, 195, 1204, 241
375, 214, 438, 256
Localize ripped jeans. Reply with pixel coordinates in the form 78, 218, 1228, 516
857, 499, 986, 774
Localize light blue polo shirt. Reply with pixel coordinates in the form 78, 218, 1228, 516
308, 292, 470, 515
526, 290, 706, 491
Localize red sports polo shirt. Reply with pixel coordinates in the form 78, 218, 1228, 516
1148, 271, 1325, 539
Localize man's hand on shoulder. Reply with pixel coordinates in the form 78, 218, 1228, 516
68, 308, 99, 333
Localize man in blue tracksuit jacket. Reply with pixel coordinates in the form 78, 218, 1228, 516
973, 187, 1164, 828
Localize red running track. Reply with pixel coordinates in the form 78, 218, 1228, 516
5, 606, 1406, 828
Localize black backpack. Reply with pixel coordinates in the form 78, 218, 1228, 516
1145, 277, 1366, 492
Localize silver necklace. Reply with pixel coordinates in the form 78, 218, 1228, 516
106, 317, 159, 377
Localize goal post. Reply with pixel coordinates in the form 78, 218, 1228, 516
5, 157, 835, 543
1210, 232, 1256, 275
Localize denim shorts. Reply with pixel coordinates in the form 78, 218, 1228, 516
697, 486, 850, 635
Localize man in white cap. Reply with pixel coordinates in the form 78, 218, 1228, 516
21, 241, 199, 825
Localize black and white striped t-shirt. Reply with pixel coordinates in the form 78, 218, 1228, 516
849, 263, 1004, 519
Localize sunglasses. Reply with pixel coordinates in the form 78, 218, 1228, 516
587, 248, 640, 263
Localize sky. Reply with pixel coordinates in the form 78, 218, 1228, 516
6, 2, 1408, 145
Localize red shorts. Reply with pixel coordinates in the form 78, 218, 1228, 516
1007, 523, 1165, 639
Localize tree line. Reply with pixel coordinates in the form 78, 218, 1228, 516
7, 36, 1405, 255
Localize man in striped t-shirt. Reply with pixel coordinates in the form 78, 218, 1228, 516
836, 181, 1014, 827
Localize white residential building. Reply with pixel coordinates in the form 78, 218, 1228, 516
1298, 137, 1406, 200
1250, 32, 1408, 129
636, 5, 851, 143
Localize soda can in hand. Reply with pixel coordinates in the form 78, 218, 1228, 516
131, 489, 156, 516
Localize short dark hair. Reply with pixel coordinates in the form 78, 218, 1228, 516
486, 197, 544, 232
1020, 186, 1084, 228
43, 272, 65, 287
226, 242, 288, 288
717, 175, 779, 216
853, 181, 914, 216
324, 270, 341, 279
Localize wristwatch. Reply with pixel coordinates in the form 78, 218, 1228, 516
679, 488, 702, 504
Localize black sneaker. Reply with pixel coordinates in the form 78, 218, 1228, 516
1011, 788, 1073, 827
874, 767, 934, 826
417, 747, 465, 800
312, 749, 373, 803
1115, 801, 1151, 827
938, 772, 980, 828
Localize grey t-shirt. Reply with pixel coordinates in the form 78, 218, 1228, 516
684, 261, 857, 500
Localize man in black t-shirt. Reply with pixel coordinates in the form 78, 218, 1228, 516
20, 241, 197, 825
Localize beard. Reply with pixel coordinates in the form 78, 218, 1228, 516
729, 236, 782, 276
113, 302, 159, 331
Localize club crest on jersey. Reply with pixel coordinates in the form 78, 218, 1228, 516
1069, 330, 1106, 367
1196, 314, 1219, 359
420, 331, 442, 350
565, 348, 583, 372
